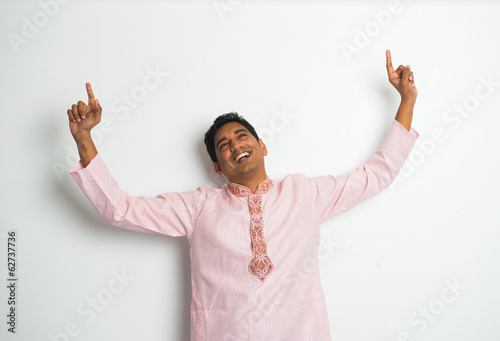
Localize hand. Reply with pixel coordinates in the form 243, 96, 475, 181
67, 83, 102, 138
386, 50, 418, 103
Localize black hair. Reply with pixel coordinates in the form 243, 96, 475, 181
204, 112, 260, 163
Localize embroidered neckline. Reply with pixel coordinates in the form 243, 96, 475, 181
228, 177, 272, 197
228, 177, 274, 282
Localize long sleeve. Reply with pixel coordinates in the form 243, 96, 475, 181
305, 119, 419, 222
70, 154, 204, 237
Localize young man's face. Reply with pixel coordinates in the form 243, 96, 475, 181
213, 121, 268, 184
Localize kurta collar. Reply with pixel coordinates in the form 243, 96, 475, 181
227, 177, 272, 197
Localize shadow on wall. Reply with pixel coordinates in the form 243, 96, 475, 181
54, 131, 192, 340
57, 177, 193, 340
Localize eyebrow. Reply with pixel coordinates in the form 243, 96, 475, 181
216, 129, 248, 150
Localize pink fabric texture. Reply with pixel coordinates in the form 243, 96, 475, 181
70, 119, 418, 340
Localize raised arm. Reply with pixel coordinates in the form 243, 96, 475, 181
386, 49, 418, 131
305, 51, 419, 221
67, 83, 101, 167
67, 83, 201, 237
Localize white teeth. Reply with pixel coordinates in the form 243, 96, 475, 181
235, 152, 249, 162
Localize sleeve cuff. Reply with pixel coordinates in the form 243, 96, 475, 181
393, 118, 419, 139
69, 153, 109, 182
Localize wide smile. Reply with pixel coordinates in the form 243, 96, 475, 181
233, 150, 251, 163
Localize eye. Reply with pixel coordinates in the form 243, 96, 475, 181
219, 142, 228, 150
239, 133, 247, 139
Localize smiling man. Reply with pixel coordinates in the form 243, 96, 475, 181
209, 120, 268, 192
68, 50, 418, 340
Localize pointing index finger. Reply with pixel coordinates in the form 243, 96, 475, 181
386, 49, 394, 76
86, 82, 95, 104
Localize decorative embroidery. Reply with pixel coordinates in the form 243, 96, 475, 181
228, 178, 274, 282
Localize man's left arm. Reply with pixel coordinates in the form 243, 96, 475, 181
304, 50, 419, 222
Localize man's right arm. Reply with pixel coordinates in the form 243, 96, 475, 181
70, 153, 200, 237
67, 83, 199, 237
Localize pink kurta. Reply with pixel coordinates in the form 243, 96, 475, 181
70, 119, 418, 340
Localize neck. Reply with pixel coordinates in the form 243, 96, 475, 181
229, 173, 268, 193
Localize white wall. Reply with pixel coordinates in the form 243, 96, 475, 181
1, 0, 499, 340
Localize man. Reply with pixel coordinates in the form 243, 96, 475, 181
67, 50, 418, 340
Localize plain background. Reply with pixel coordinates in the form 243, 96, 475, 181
1, 0, 499, 340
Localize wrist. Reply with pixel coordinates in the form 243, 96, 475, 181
400, 96, 416, 107
73, 131, 92, 143
73, 132, 97, 167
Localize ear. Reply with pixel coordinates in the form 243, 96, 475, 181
258, 139, 268, 156
213, 162, 225, 177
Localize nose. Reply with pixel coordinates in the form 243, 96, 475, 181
229, 138, 243, 152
